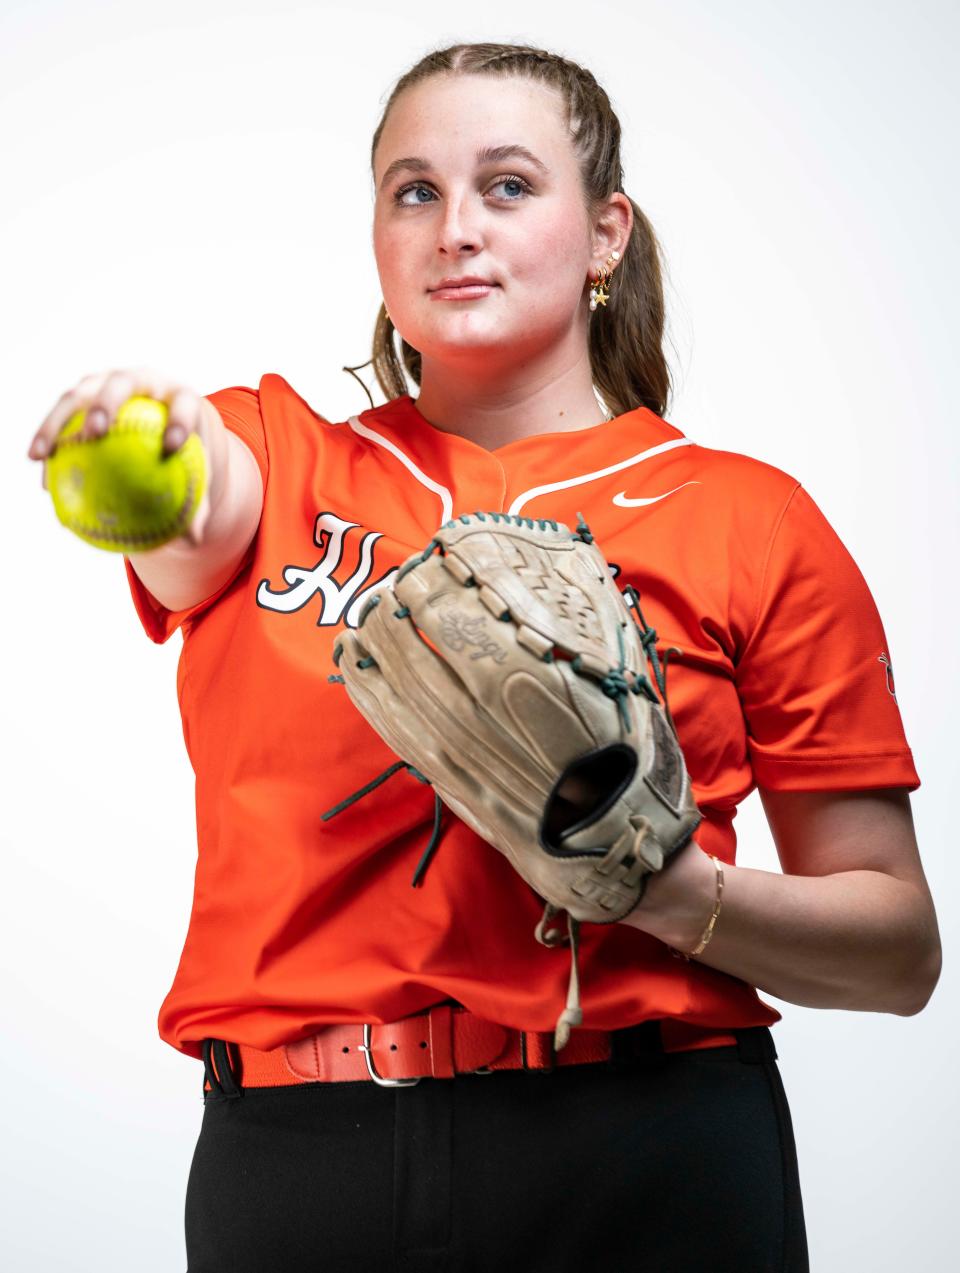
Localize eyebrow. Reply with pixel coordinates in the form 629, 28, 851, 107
378, 144, 550, 192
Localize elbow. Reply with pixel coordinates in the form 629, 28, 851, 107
896, 943, 943, 1017
893, 887, 943, 1017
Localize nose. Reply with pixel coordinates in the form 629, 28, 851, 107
435, 188, 483, 257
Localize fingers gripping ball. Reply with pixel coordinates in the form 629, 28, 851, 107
45, 396, 207, 552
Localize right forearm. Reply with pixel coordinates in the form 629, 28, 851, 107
197, 398, 231, 518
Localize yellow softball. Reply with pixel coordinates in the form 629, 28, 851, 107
45, 395, 207, 553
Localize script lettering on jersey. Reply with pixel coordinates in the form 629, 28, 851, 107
255, 512, 396, 628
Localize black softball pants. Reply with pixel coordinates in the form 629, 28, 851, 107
184, 1024, 809, 1272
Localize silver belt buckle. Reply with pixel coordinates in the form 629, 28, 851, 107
358, 1023, 422, 1087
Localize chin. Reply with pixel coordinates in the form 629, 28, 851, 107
415, 325, 519, 359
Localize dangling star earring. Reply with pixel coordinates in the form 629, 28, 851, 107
589, 249, 621, 311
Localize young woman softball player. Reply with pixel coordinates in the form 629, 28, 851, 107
27, 40, 940, 1273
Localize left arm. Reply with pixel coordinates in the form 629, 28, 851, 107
620, 787, 943, 1017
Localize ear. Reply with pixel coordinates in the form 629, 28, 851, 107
591, 192, 633, 263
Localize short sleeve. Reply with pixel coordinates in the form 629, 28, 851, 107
208, 385, 268, 491
735, 483, 920, 792
122, 385, 267, 645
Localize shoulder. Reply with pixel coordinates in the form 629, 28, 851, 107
689, 440, 799, 504
253, 373, 417, 437
256, 372, 339, 428
651, 410, 802, 529
207, 373, 393, 452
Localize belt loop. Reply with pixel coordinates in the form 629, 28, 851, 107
735, 1026, 778, 1064
610, 1018, 665, 1069
521, 1030, 556, 1073
607, 1028, 635, 1071
208, 1039, 244, 1099
427, 1003, 456, 1079
201, 1039, 222, 1099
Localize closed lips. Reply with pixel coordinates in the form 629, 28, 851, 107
429, 278, 496, 290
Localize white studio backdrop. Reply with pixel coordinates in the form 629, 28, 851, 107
2, 0, 956, 1268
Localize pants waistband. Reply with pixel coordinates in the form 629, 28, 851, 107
201, 1004, 777, 1098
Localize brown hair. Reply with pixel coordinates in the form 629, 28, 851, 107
361, 41, 674, 420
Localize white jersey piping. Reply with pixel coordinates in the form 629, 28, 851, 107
508, 436, 695, 516
347, 414, 454, 525
346, 415, 695, 525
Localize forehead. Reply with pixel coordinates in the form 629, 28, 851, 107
374, 74, 571, 178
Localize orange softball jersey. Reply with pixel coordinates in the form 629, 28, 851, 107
123, 373, 920, 1061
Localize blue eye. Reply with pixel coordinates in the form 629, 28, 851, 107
492, 176, 531, 200
393, 174, 532, 206
395, 184, 435, 206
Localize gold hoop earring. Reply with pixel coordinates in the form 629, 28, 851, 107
589, 249, 621, 312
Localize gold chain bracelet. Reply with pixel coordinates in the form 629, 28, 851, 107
670, 854, 724, 960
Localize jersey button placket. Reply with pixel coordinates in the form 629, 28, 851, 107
451, 454, 507, 519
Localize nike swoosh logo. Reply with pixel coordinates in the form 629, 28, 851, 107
507, 437, 695, 517
612, 480, 702, 507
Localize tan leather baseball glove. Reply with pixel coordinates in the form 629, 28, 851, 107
325, 513, 702, 1051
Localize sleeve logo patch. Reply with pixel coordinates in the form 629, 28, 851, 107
878, 652, 897, 701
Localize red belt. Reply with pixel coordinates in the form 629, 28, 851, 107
202, 1003, 740, 1094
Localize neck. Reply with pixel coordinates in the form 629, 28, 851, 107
413, 339, 612, 451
